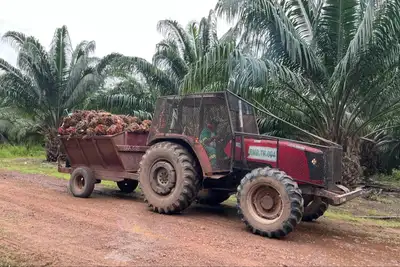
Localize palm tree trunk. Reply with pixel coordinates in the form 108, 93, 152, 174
341, 137, 363, 188
44, 128, 60, 162
360, 140, 379, 177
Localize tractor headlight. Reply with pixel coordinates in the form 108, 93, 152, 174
311, 158, 317, 165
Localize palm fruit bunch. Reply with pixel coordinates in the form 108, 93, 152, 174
58, 110, 152, 138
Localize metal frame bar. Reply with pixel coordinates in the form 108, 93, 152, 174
232, 131, 335, 150
224, 91, 235, 173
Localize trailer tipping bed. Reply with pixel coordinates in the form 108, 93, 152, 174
58, 131, 149, 182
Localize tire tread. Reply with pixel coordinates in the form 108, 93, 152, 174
236, 167, 303, 238
139, 141, 201, 214
69, 166, 95, 198
302, 197, 329, 222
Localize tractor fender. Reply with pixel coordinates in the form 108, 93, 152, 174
147, 135, 213, 176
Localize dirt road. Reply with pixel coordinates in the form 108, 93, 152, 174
0, 171, 399, 266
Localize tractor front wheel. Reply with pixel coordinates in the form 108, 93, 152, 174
196, 189, 231, 206
139, 142, 201, 214
237, 167, 303, 238
117, 180, 139, 193
68, 167, 96, 198
302, 195, 329, 222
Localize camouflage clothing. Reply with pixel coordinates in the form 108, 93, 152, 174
200, 127, 217, 167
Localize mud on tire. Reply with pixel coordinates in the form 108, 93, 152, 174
237, 167, 303, 238
68, 166, 96, 198
302, 195, 328, 222
139, 141, 201, 214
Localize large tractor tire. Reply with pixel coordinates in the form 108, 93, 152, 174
196, 189, 231, 206
68, 167, 96, 198
139, 142, 201, 214
302, 195, 329, 222
237, 167, 303, 238
117, 180, 139, 193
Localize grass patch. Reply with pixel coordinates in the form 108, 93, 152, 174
0, 249, 22, 267
0, 259, 18, 267
0, 145, 119, 189
0, 157, 118, 189
0, 259, 20, 267
0, 144, 44, 159
0, 158, 69, 179
225, 195, 237, 206
375, 169, 400, 188
325, 208, 400, 228
375, 196, 395, 204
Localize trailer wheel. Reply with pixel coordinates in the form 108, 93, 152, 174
68, 167, 96, 198
139, 141, 201, 214
302, 195, 328, 222
237, 167, 303, 238
196, 189, 231, 206
117, 180, 139, 193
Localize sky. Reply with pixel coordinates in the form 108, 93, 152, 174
0, 0, 231, 66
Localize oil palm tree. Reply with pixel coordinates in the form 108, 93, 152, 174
152, 9, 221, 90
182, 0, 400, 186
83, 68, 156, 119
105, 9, 237, 109
0, 25, 119, 161
0, 106, 42, 144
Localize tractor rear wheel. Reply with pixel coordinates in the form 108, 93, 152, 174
237, 167, 303, 238
68, 167, 96, 198
302, 195, 328, 222
139, 142, 201, 214
196, 189, 231, 206
117, 180, 139, 193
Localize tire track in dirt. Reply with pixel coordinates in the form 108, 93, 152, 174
0, 174, 262, 266
0, 170, 399, 266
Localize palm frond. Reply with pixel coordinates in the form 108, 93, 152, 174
1, 31, 27, 51
157, 19, 197, 64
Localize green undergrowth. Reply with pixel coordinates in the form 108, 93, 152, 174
385, 169, 400, 181
0, 144, 44, 158
375, 169, 400, 188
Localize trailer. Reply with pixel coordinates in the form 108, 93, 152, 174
59, 91, 363, 238
58, 131, 149, 196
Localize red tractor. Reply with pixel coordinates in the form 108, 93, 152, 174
138, 91, 363, 238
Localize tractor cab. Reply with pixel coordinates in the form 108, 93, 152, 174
148, 91, 258, 172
